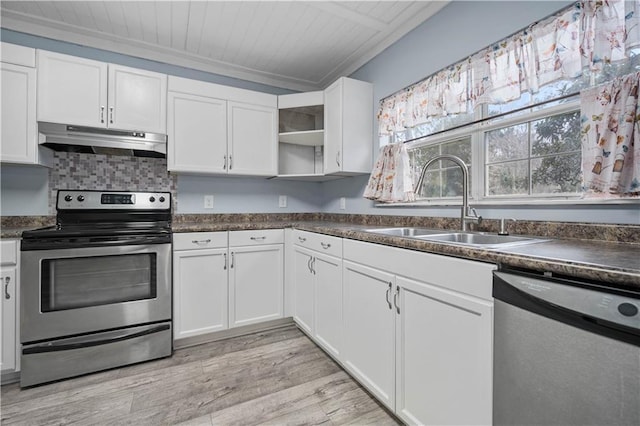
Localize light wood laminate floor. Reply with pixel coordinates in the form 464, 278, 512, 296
1, 325, 400, 425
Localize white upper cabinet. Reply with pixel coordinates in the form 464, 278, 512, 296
276, 77, 373, 180
1, 43, 50, 166
107, 64, 167, 133
324, 77, 373, 175
168, 76, 278, 176
167, 92, 227, 174
37, 50, 166, 133
227, 101, 277, 176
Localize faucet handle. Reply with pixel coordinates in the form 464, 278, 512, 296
498, 218, 516, 236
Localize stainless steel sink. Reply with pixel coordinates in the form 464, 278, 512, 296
417, 232, 547, 248
361, 227, 547, 249
362, 227, 445, 237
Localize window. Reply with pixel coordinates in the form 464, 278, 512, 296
485, 111, 582, 197
375, 1, 640, 204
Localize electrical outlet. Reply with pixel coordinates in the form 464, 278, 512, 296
279, 195, 287, 208
204, 195, 214, 209
340, 197, 346, 210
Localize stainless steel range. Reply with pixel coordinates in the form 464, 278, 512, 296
20, 190, 173, 387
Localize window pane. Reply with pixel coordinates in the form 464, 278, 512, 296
417, 171, 441, 198
488, 92, 531, 117
531, 154, 581, 194
486, 124, 529, 162
487, 161, 529, 195
531, 111, 581, 156
443, 166, 470, 197
442, 139, 471, 164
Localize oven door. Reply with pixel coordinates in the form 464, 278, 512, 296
21, 243, 171, 343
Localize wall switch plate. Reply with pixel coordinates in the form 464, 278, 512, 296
279, 195, 287, 208
204, 195, 214, 209
340, 197, 346, 210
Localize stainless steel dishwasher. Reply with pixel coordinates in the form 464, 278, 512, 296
493, 268, 639, 426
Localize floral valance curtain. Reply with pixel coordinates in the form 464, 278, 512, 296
377, 0, 640, 137
581, 71, 639, 195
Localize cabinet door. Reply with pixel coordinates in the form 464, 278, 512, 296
228, 102, 277, 176
173, 248, 228, 340
395, 276, 493, 426
342, 260, 396, 409
229, 244, 283, 328
1, 63, 36, 164
1, 268, 17, 372
313, 252, 342, 358
108, 64, 167, 133
167, 92, 227, 173
292, 246, 315, 334
323, 79, 342, 175
37, 50, 108, 127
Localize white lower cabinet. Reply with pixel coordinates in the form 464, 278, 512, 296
1, 239, 20, 376
342, 261, 396, 408
229, 230, 284, 327
341, 239, 495, 425
173, 230, 284, 343
395, 276, 493, 425
292, 230, 343, 358
173, 233, 229, 340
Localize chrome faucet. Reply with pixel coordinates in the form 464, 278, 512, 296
413, 154, 482, 231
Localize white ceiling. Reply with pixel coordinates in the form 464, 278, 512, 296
1, 1, 449, 91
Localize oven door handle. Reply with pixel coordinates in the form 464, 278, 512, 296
22, 323, 170, 354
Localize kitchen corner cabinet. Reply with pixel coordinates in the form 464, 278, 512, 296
1, 240, 20, 375
172, 232, 229, 340
342, 239, 494, 425
37, 50, 167, 133
292, 230, 343, 358
276, 77, 373, 180
1, 43, 51, 166
167, 76, 277, 176
229, 230, 284, 328
323, 77, 373, 175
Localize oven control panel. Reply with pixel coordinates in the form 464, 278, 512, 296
57, 190, 171, 210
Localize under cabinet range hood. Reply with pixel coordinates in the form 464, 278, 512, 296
38, 122, 167, 158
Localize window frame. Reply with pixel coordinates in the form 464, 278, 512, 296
380, 97, 639, 207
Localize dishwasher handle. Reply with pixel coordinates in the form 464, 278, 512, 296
493, 271, 640, 347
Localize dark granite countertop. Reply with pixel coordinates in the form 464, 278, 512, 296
172, 220, 640, 290
3, 217, 639, 290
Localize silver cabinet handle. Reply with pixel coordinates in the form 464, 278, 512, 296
310, 257, 316, 275
230, 252, 235, 269
229, 155, 233, 170
298, 237, 307, 243
393, 287, 400, 314
307, 256, 313, 273
223, 155, 227, 170
385, 282, 392, 309
320, 242, 331, 250
223, 252, 228, 270
192, 239, 211, 245
336, 151, 341, 167
250, 236, 266, 241
109, 106, 114, 124
4, 276, 10, 300
100, 106, 105, 123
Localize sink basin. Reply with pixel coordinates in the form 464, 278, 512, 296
417, 232, 547, 248
362, 227, 445, 237
361, 227, 547, 249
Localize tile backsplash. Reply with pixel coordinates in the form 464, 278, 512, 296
49, 152, 177, 214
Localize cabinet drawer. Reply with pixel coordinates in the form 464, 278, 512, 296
293, 230, 342, 257
0, 240, 18, 265
229, 229, 284, 247
173, 232, 227, 251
